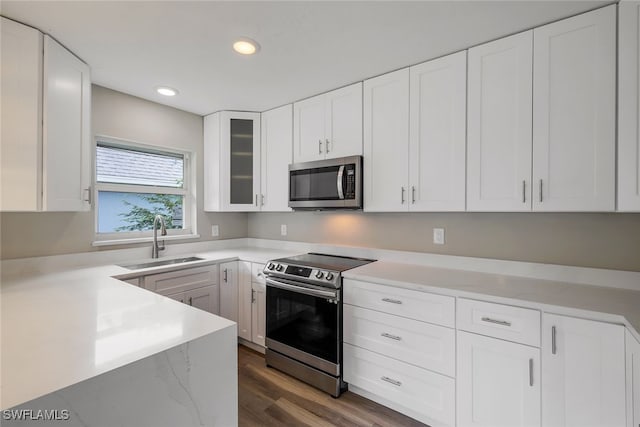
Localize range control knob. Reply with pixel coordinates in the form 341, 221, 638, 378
267, 263, 275, 270
315, 271, 324, 279
325, 272, 334, 281
275, 264, 284, 272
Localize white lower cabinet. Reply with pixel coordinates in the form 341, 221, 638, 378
238, 261, 266, 347
344, 343, 455, 427
185, 285, 219, 314
542, 313, 626, 427
457, 331, 541, 427
219, 261, 238, 322
627, 330, 640, 427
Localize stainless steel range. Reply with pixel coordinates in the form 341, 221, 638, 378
263, 253, 375, 397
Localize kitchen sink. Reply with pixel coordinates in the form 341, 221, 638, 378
119, 256, 204, 270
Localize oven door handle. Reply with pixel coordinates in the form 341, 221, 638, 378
337, 165, 345, 200
265, 278, 337, 299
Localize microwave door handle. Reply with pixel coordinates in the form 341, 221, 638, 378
337, 165, 345, 200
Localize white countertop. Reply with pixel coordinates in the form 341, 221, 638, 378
343, 261, 640, 341
0, 247, 296, 410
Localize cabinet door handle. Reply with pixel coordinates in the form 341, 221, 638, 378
529, 358, 534, 386
84, 187, 92, 204
255, 194, 258, 206
188, 297, 193, 306
522, 180, 526, 203
411, 186, 416, 204
381, 297, 402, 305
261, 194, 265, 206
552, 326, 557, 355
325, 139, 330, 153
223, 268, 228, 283
381, 332, 402, 341
481, 317, 512, 327
539, 179, 543, 203
251, 289, 256, 303
318, 139, 323, 154
401, 187, 405, 204
380, 376, 402, 387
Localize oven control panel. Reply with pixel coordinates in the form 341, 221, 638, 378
264, 262, 339, 288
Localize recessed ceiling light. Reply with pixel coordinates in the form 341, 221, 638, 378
233, 38, 260, 55
156, 86, 178, 97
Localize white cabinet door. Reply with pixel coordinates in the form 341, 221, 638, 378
186, 285, 219, 315
251, 280, 266, 347
43, 35, 91, 212
542, 314, 626, 427
363, 68, 410, 212
237, 261, 252, 341
467, 31, 533, 211
0, 17, 43, 211
409, 51, 466, 211
532, 6, 616, 211
293, 95, 325, 163
260, 104, 292, 212
457, 331, 540, 427
626, 330, 640, 427
220, 111, 261, 211
219, 261, 238, 322
618, 1, 640, 211
203, 113, 222, 211
324, 82, 363, 159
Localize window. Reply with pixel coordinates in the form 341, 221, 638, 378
94, 138, 195, 242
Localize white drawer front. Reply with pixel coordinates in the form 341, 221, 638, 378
144, 265, 218, 294
457, 298, 540, 347
344, 343, 455, 427
251, 263, 266, 284
344, 304, 455, 377
343, 279, 455, 327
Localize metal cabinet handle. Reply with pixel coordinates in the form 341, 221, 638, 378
381, 332, 402, 341
382, 298, 402, 305
481, 317, 512, 327
318, 139, 322, 154
401, 187, 405, 204
552, 326, 557, 355
223, 268, 228, 283
325, 139, 330, 153
522, 180, 526, 203
83, 187, 92, 204
255, 194, 258, 206
529, 358, 534, 386
261, 194, 265, 206
411, 186, 416, 204
539, 179, 543, 203
381, 376, 402, 387
251, 289, 256, 303
188, 297, 193, 306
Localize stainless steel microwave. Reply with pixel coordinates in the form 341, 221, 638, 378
288, 155, 362, 210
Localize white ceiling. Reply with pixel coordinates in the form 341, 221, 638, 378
1, 1, 612, 116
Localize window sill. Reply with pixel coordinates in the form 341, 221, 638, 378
92, 234, 201, 247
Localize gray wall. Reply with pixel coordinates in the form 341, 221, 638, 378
0, 85, 246, 259
248, 212, 640, 272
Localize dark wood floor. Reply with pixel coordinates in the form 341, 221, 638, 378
238, 345, 427, 427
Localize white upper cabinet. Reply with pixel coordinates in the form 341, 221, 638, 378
1, 17, 43, 211
43, 35, 91, 212
363, 68, 410, 212
618, 1, 640, 211
532, 6, 616, 212
1, 19, 90, 212
542, 314, 626, 427
260, 104, 293, 211
409, 51, 467, 211
467, 31, 533, 212
293, 82, 362, 163
204, 111, 261, 212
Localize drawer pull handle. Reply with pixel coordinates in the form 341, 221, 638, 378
381, 298, 402, 305
381, 332, 402, 341
381, 376, 402, 387
481, 317, 511, 327
223, 268, 228, 283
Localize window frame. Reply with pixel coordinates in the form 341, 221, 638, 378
93, 135, 198, 245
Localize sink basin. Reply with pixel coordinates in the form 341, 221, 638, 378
119, 256, 204, 270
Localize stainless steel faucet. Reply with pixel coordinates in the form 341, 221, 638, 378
152, 214, 167, 258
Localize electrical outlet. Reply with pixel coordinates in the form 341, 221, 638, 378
212, 225, 219, 237
280, 224, 287, 236
433, 228, 445, 245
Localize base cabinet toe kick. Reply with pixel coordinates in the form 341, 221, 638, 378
342, 278, 635, 427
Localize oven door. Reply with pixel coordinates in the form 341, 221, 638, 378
265, 277, 341, 376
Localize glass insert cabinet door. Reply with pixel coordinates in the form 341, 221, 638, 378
221, 111, 261, 211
